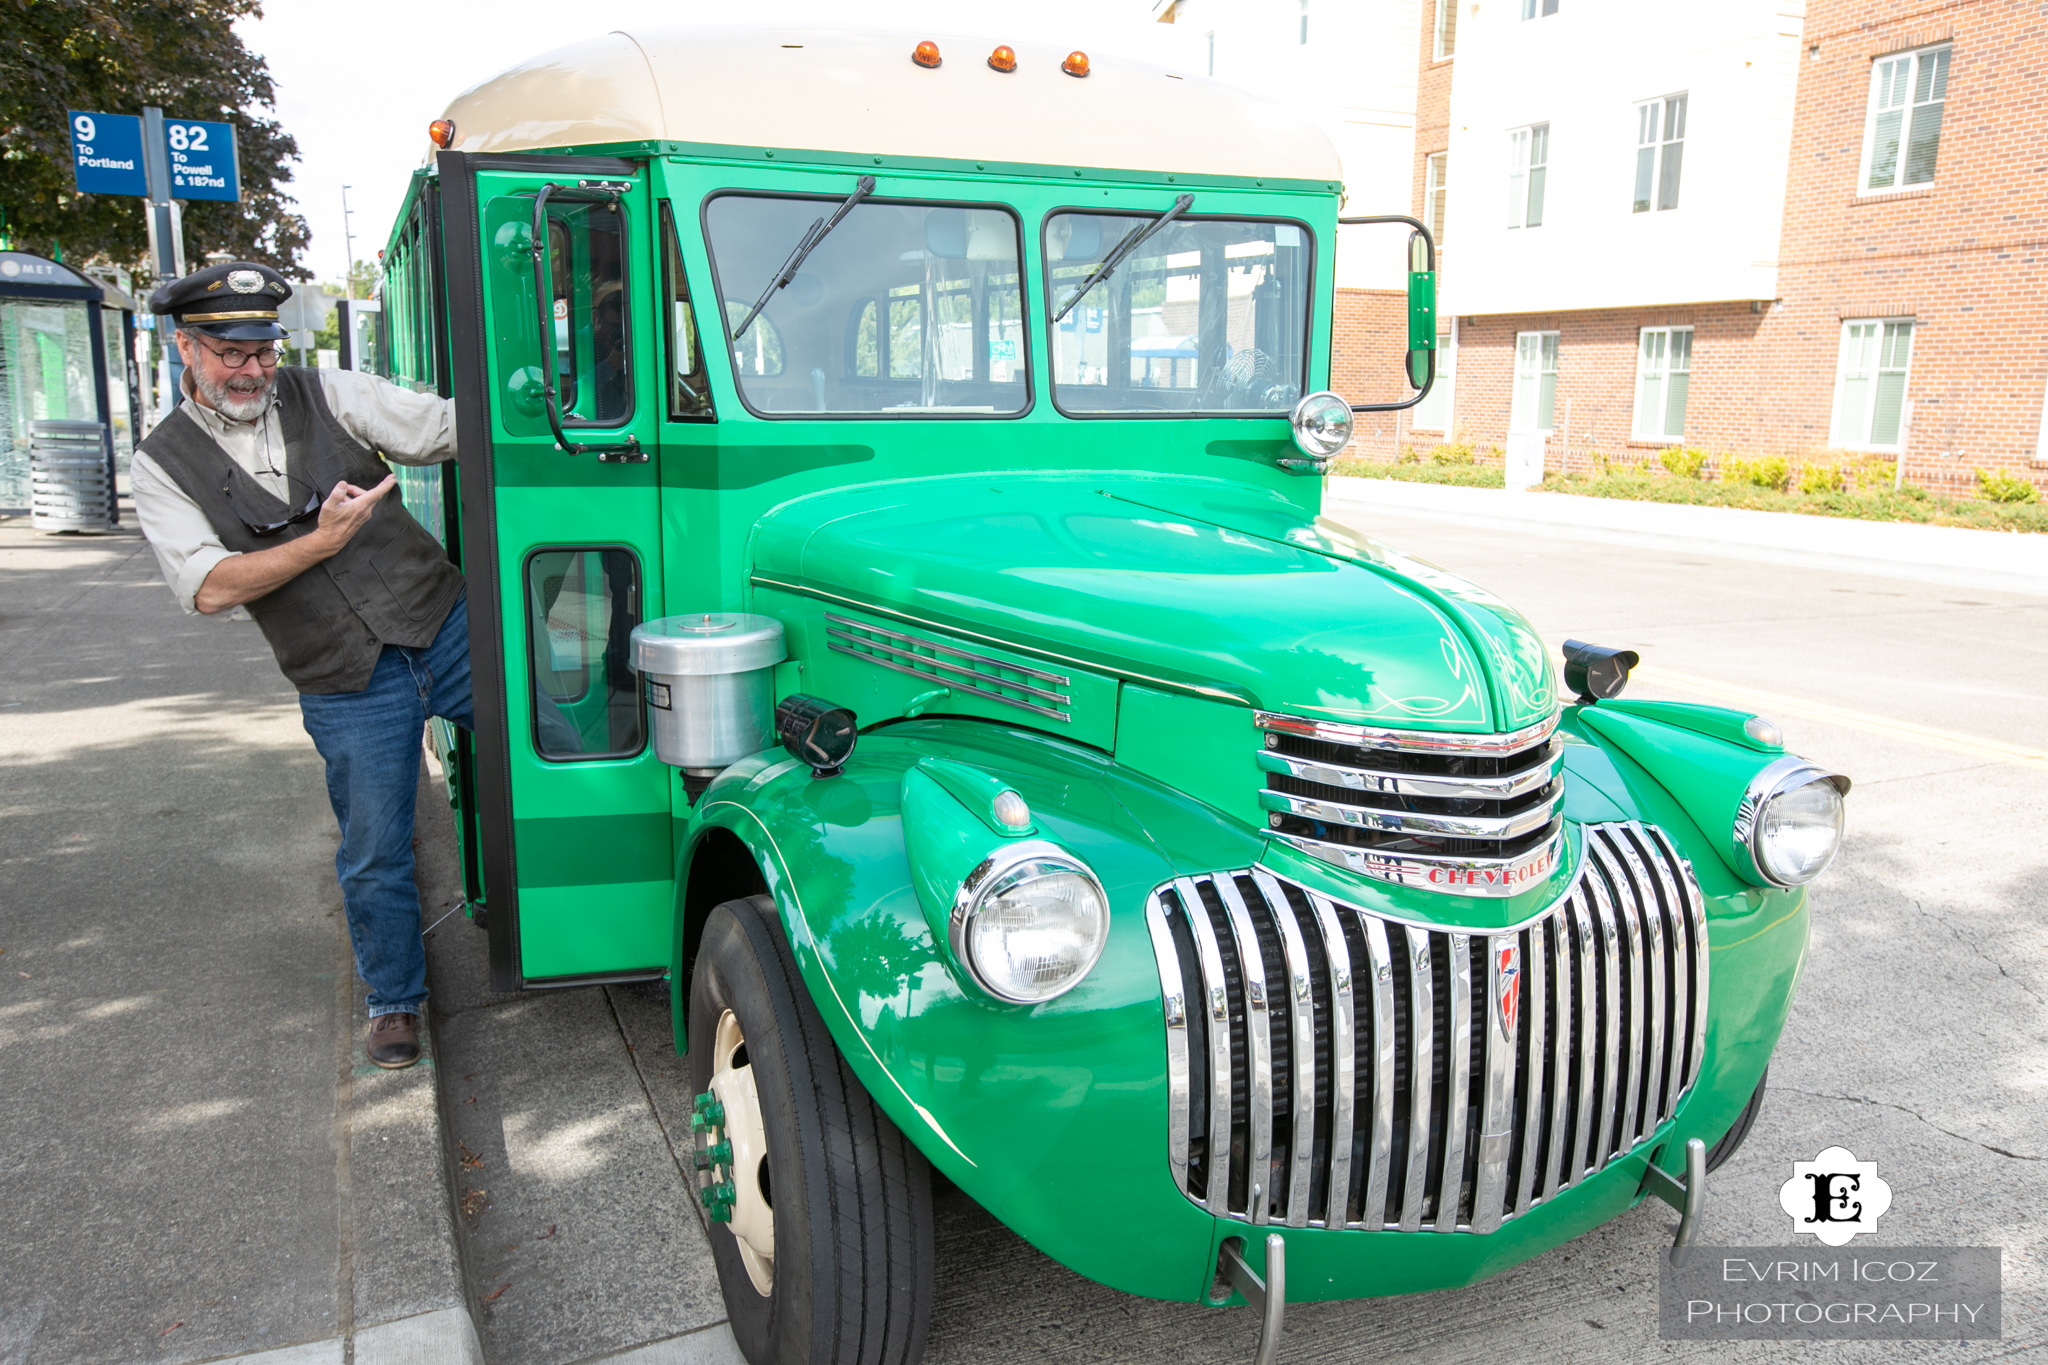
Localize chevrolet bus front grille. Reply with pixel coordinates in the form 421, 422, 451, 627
1140, 823, 1709, 1232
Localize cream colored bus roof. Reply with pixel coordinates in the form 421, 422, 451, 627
437, 25, 1341, 185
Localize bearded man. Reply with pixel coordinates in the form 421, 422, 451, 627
131, 261, 470, 1070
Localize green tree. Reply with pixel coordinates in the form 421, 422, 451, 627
0, 0, 309, 274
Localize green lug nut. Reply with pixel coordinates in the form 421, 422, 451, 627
700, 1180, 736, 1222
692, 1140, 733, 1170
691, 1091, 726, 1132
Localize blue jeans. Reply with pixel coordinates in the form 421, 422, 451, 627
299, 595, 473, 1018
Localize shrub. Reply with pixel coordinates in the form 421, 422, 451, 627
1724, 454, 1790, 490
1397, 445, 1425, 465
1431, 438, 1477, 467
1660, 447, 1709, 480
1977, 468, 2041, 504
1798, 462, 1846, 495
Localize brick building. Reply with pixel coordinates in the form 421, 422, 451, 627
1330, 0, 2048, 495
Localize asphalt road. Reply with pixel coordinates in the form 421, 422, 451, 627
426, 501, 2047, 1365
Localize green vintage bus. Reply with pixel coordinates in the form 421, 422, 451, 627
378, 26, 1844, 1365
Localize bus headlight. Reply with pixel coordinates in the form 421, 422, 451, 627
950, 841, 1109, 1004
1287, 391, 1354, 466
1732, 758, 1851, 887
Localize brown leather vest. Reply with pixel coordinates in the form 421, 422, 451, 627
140, 367, 465, 694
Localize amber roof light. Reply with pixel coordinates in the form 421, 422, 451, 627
1062, 50, 1091, 78
912, 40, 942, 68
428, 118, 456, 149
988, 45, 1017, 73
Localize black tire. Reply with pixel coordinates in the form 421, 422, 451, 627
688, 895, 934, 1365
1705, 1067, 1768, 1173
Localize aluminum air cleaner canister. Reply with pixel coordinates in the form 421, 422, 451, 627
629, 613, 786, 774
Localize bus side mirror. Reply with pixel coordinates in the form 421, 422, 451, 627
1404, 230, 1436, 392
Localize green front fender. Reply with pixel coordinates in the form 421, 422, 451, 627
672, 723, 1221, 1303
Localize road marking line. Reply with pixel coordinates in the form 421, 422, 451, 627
1631, 665, 2048, 773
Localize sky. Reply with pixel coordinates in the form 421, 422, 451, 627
237, 1, 1174, 286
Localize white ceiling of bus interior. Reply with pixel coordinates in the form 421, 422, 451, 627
437, 24, 1343, 185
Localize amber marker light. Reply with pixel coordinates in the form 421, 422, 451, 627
912, 40, 942, 68
427, 119, 456, 149
988, 44, 1018, 72
1062, 50, 1091, 77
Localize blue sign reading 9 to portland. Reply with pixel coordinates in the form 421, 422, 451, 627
66, 111, 240, 202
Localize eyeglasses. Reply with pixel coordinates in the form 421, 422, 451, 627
223, 475, 320, 537
196, 338, 283, 370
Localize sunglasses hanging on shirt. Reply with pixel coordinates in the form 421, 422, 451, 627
224, 473, 322, 537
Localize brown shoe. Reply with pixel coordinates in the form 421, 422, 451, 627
368, 1012, 421, 1069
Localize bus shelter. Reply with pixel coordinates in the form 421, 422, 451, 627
0, 251, 141, 519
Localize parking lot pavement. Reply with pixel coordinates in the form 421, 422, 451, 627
421, 493, 2044, 1364
0, 519, 475, 1365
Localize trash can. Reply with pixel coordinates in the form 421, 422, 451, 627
628, 613, 786, 777
29, 420, 113, 533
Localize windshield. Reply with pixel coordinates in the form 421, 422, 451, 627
704, 194, 1028, 416
1044, 213, 1310, 416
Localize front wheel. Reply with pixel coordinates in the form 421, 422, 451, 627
688, 895, 934, 1365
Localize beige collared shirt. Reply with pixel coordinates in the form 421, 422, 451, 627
131, 368, 457, 613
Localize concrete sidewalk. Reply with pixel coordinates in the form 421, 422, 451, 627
1326, 475, 2048, 596
0, 516, 479, 1365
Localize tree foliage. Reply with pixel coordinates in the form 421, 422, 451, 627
0, 0, 309, 276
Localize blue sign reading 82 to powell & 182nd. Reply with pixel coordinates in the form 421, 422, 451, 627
165, 119, 239, 202
68, 111, 148, 197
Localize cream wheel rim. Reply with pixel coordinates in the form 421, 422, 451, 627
708, 1008, 775, 1295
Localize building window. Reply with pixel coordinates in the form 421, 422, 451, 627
1831, 320, 1914, 449
1206, 31, 1216, 76
1435, 0, 1457, 58
1300, 0, 1309, 44
1521, 0, 1559, 17
1508, 124, 1548, 228
1632, 327, 1692, 440
1511, 331, 1558, 432
1862, 44, 1950, 192
1425, 152, 1449, 246
1634, 94, 1687, 212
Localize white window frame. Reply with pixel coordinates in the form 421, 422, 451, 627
1434, 0, 1457, 59
1299, 0, 1309, 45
1860, 44, 1951, 193
1631, 326, 1692, 441
1830, 319, 1915, 450
1425, 152, 1449, 246
1633, 94, 1687, 213
1510, 331, 1558, 433
1507, 124, 1548, 229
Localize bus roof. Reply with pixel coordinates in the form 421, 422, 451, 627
436, 25, 1343, 186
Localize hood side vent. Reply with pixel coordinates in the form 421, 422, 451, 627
826, 613, 1072, 724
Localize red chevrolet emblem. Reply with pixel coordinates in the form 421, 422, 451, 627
1496, 944, 1521, 1035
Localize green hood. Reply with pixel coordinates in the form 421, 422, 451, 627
750, 475, 1556, 732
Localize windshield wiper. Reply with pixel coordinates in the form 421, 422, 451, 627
733, 174, 877, 343
1051, 193, 1195, 325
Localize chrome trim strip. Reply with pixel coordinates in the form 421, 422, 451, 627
1566, 886, 1599, 1190
1542, 904, 1573, 1203
1470, 930, 1519, 1233
1511, 921, 1546, 1218
1254, 710, 1561, 755
1144, 891, 1192, 1197
1304, 891, 1357, 1230
1436, 934, 1473, 1232
1585, 862, 1625, 1173
1253, 871, 1320, 1229
1213, 875, 1275, 1225
1256, 743, 1563, 801
822, 613, 1070, 685
1591, 835, 1645, 1152
826, 630, 1071, 723
1174, 876, 1236, 1218
1398, 927, 1433, 1233
1269, 828, 1567, 901
1620, 827, 1674, 1133
1361, 915, 1396, 1230
1648, 825, 1710, 1095
1260, 787, 1564, 840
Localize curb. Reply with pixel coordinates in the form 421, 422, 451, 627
168, 1307, 483, 1365
1327, 476, 2048, 596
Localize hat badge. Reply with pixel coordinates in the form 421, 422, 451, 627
227, 269, 264, 294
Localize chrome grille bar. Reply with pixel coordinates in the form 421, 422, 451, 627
1147, 821, 1710, 1233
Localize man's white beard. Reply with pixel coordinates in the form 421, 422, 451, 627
195, 365, 276, 422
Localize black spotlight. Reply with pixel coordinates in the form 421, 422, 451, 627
1561, 640, 1640, 704
775, 694, 859, 778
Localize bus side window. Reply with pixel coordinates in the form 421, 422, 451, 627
544, 201, 631, 425
849, 299, 878, 378
526, 547, 645, 761
660, 201, 714, 420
